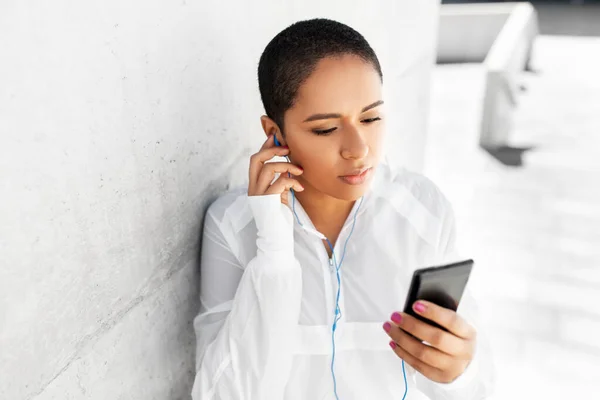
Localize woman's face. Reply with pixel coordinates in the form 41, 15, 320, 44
279, 54, 385, 201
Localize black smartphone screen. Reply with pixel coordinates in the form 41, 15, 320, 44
402, 259, 474, 332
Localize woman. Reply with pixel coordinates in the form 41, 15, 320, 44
192, 18, 495, 400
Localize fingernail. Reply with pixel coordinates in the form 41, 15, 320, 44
382, 322, 391, 332
391, 312, 402, 324
414, 302, 426, 313
282, 145, 289, 149
389, 341, 397, 350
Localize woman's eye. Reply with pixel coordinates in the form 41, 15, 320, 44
312, 117, 381, 135
312, 127, 337, 135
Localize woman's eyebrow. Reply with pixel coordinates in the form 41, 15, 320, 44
302, 100, 384, 122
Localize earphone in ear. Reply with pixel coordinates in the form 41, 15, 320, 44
274, 133, 291, 165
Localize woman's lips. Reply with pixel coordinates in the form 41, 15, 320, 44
338, 167, 372, 185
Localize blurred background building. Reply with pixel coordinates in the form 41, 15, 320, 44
426, 0, 600, 398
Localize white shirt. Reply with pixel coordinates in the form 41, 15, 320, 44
191, 162, 495, 399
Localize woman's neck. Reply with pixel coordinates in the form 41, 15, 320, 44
292, 185, 356, 250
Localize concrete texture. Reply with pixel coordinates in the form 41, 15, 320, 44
0, 1, 441, 399
425, 33, 600, 398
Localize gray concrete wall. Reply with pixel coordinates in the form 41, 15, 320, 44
0, 1, 440, 399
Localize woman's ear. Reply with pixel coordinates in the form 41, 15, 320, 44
260, 115, 284, 144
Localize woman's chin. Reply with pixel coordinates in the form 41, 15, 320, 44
329, 177, 374, 201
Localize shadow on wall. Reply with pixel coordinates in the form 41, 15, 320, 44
483, 145, 536, 167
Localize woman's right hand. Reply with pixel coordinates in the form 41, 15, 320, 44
248, 134, 304, 205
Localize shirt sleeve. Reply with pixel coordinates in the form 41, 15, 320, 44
191, 194, 302, 400
415, 195, 497, 399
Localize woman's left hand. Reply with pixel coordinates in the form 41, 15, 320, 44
383, 300, 477, 384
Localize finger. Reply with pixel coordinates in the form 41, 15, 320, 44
255, 162, 303, 194
390, 312, 467, 357
383, 321, 454, 370
281, 190, 289, 206
412, 301, 476, 340
248, 147, 291, 193
259, 133, 276, 151
388, 340, 449, 383
265, 175, 304, 195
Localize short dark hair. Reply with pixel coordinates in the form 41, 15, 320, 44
257, 18, 383, 136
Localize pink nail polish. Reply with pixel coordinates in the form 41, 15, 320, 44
389, 341, 397, 349
391, 312, 402, 324
414, 302, 426, 313
383, 322, 391, 332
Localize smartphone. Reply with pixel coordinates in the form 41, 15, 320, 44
402, 259, 474, 333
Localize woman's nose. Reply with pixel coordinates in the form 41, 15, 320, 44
340, 127, 369, 160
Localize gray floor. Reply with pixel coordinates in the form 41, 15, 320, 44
535, 3, 600, 37
424, 34, 600, 398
